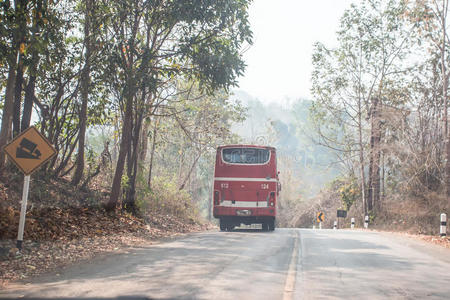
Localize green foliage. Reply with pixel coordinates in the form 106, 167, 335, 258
333, 177, 361, 211
121, 174, 129, 190
142, 175, 198, 220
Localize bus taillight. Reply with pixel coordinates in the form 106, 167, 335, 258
269, 191, 275, 207
214, 191, 220, 205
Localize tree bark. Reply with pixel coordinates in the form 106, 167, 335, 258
358, 127, 367, 215
107, 91, 134, 211
357, 93, 367, 216
124, 105, 144, 213
22, 0, 43, 131
139, 118, 150, 165
72, 0, 92, 185
381, 149, 385, 207
368, 97, 381, 212
0, 60, 18, 170
12, 56, 24, 136
441, 0, 450, 198
21, 70, 37, 130
11, 0, 27, 137
372, 99, 381, 212
147, 118, 159, 189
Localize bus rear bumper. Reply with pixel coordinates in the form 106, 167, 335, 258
216, 215, 276, 227
213, 206, 276, 218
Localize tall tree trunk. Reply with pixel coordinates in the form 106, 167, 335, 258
447, 133, 450, 198
72, 0, 92, 185
21, 76, 37, 130
441, 0, 450, 198
372, 99, 381, 212
139, 118, 150, 165
11, 0, 27, 137
147, 118, 159, 189
208, 183, 212, 221
107, 83, 134, 210
358, 97, 367, 216
381, 149, 385, 207
106, 4, 142, 210
13, 56, 24, 136
368, 97, 381, 213
112, 115, 119, 163
22, 0, 43, 131
21, 55, 38, 131
124, 106, 144, 213
0, 60, 18, 170
367, 154, 374, 212
359, 148, 367, 215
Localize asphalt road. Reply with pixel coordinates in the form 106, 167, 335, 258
1, 228, 450, 299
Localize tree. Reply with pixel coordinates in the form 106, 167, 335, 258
409, 0, 449, 199
311, 0, 414, 215
0, 0, 65, 171
72, 0, 93, 185
101, 0, 253, 212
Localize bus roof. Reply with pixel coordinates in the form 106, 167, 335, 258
217, 144, 276, 151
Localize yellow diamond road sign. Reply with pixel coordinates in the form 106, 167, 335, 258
3, 126, 57, 175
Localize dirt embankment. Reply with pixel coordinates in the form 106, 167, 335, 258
0, 174, 213, 287
287, 188, 449, 249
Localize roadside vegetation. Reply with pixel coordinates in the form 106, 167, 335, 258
0, 0, 251, 284
233, 0, 450, 235
307, 0, 450, 234
258, 0, 449, 234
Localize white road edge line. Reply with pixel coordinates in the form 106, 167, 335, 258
283, 230, 299, 300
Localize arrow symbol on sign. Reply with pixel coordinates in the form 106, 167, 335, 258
317, 212, 324, 222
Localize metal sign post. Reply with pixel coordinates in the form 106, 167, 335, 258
3, 126, 57, 251
17, 175, 31, 250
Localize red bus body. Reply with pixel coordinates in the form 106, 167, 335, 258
213, 145, 279, 231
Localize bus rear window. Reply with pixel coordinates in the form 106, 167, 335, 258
222, 148, 270, 164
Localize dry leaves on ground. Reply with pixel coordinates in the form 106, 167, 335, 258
0, 206, 215, 288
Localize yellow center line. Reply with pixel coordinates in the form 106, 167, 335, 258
283, 230, 299, 300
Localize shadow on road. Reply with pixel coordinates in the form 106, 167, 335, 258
0, 298, 157, 300
1, 230, 293, 299
229, 228, 273, 233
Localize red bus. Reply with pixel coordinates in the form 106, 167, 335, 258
213, 145, 280, 231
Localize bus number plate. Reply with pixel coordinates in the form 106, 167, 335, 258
236, 210, 251, 216
221, 183, 229, 189
261, 184, 269, 189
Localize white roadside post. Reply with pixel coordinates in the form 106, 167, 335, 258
364, 215, 369, 229
319, 222, 322, 230
313, 225, 316, 230
441, 213, 447, 237
351, 217, 355, 229
17, 175, 31, 250
333, 221, 337, 230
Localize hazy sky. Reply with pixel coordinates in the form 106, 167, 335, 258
236, 0, 357, 103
